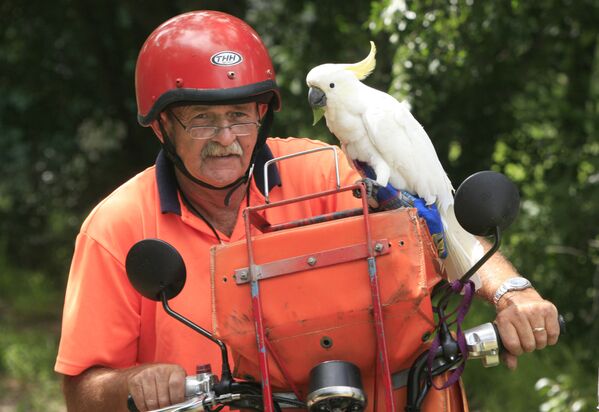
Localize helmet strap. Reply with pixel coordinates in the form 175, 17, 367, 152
156, 101, 274, 207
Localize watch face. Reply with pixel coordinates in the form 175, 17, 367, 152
508, 278, 530, 288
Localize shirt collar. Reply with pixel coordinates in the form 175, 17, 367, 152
156, 144, 281, 215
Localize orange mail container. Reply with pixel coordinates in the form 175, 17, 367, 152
209, 207, 444, 393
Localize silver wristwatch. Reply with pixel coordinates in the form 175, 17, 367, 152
493, 277, 533, 305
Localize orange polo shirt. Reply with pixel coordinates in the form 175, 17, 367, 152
55, 137, 360, 377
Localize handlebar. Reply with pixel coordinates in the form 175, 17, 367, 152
127, 395, 208, 412
127, 378, 305, 412
493, 314, 566, 354
466, 314, 566, 367
128, 315, 566, 412
126, 374, 218, 412
404, 314, 565, 411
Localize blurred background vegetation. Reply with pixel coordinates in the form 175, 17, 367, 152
1, 0, 597, 410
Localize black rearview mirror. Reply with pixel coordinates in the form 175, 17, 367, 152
125, 239, 186, 301
454, 171, 520, 237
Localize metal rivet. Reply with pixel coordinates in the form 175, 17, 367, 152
307, 257, 317, 266
266, 69, 273, 78
175, 78, 184, 88
398, 240, 405, 246
227, 71, 236, 79
238, 271, 248, 281
374, 243, 384, 252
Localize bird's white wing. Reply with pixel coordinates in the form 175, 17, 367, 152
362, 92, 482, 285
362, 94, 453, 209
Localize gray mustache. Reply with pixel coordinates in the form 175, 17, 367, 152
201, 140, 243, 159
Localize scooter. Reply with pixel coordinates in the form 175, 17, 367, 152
125, 167, 564, 412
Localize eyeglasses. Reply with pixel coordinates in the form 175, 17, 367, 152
170, 111, 261, 140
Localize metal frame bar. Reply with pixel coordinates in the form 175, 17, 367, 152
243, 214, 275, 411
263, 146, 341, 203
242, 180, 396, 412
234, 239, 390, 285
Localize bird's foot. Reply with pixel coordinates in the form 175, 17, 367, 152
352, 178, 382, 209
353, 178, 381, 198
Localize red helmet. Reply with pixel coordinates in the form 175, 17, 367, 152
135, 10, 281, 126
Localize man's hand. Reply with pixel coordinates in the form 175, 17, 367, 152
493, 288, 560, 370
127, 364, 187, 412
63, 363, 186, 412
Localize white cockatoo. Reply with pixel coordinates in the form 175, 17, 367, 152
306, 41, 483, 284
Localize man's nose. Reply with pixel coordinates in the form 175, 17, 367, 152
211, 125, 237, 145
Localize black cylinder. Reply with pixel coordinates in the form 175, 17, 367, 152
308, 361, 362, 392
307, 361, 366, 412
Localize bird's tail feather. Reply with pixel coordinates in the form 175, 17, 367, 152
440, 205, 484, 289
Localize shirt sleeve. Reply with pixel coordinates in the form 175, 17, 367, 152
55, 231, 142, 376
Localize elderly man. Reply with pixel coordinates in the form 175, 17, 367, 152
55, 10, 559, 412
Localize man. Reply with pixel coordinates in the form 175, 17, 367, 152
55, 10, 559, 412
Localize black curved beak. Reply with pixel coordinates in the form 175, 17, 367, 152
308, 87, 327, 108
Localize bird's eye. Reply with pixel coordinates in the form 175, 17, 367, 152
329, 83, 335, 88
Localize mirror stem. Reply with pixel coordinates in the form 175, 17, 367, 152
160, 292, 234, 386
435, 226, 502, 307
459, 225, 502, 285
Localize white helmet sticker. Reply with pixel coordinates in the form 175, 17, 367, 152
211, 51, 243, 66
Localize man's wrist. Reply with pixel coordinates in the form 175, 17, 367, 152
493, 277, 533, 305
495, 287, 542, 311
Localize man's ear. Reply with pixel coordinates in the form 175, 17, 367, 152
150, 112, 170, 143
258, 103, 268, 119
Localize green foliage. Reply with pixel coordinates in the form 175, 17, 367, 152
0, 250, 64, 409
535, 373, 592, 412
464, 347, 594, 412
0, 327, 63, 411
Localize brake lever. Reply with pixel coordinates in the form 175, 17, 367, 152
127, 395, 207, 412
127, 393, 246, 412
151, 396, 207, 412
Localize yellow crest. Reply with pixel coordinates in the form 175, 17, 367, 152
346, 41, 376, 80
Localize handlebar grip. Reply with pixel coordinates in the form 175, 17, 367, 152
557, 314, 566, 334
127, 395, 140, 412
493, 314, 566, 353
